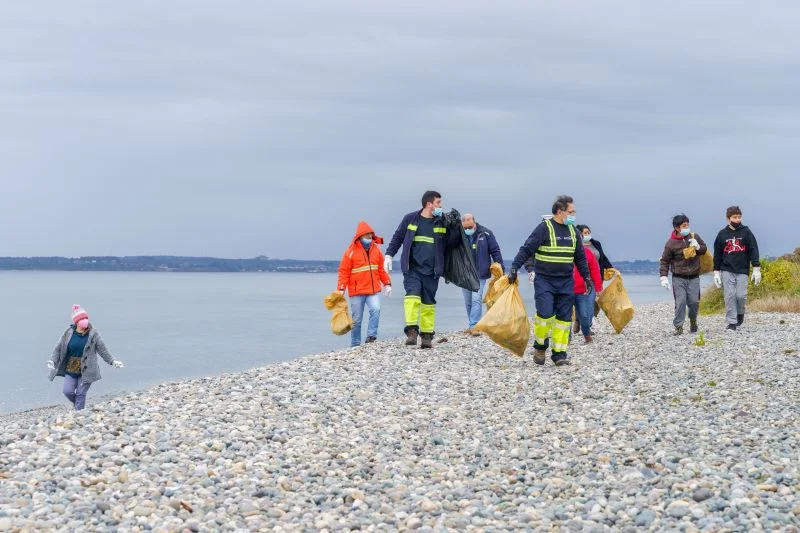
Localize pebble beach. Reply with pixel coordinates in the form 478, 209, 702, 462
1, 302, 798, 532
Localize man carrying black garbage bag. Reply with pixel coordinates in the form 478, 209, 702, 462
385, 191, 463, 349
507, 195, 592, 366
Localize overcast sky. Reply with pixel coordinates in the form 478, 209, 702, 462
1, 1, 796, 261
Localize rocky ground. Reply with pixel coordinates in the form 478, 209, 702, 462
1, 303, 798, 532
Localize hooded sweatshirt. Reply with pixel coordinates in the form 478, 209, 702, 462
660, 231, 708, 278
337, 221, 391, 296
713, 224, 760, 275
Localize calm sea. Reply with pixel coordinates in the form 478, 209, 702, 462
0, 271, 709, 413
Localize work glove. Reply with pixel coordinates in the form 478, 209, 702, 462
112, 360, 125, 368
528, 271, 535, 284
660, 276, 671, 290
713, 271, 722, 289
47, 360, 55, 371
384, 256, 393, 272
688, 238, 700, 250
507, 269, 518, 284
338, 289, 345, 295
384, 285, 392, 298
583, 277, 593, 295
751, 267, 761, 286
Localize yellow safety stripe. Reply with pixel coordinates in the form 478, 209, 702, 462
405, 295, 421, 301
433, 227, 447, 233
407, 224, 418, 231
351, 265, 379, 273
413, 236, 435, 244
552, 343, 569, 351
472, 244, 477, 249
552, 321, 572, 331
535, 254, 574, 264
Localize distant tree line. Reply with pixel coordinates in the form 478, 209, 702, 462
0, 256, 661, 274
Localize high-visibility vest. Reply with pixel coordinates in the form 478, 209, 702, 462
534, 219, 576, 264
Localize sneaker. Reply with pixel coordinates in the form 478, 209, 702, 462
554, 359, 571, 366
690, 320, 698, 333
726, 324, 737, 331
470, 330, 482, 337
365, 336, 377, 343
584, 335, 593, 344
532, 348, 546, 365
405, 330, 419, 346
675, 326, 684, 335
463, 329, 473, 335
420, 333, 433, 349
737, 314, 744, 326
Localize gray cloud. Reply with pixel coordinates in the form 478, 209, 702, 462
1, 1, 797, 260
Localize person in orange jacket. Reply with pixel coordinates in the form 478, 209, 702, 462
337, 221, 392, 346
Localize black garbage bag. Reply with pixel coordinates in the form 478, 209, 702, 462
442, 209, 480, 292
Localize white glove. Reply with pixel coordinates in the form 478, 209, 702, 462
338, 289, 345, 295
528, 271, 535, 284
688, 238, 700, 250
384, 256, 393, 272
713, 271, 722, 289
660, 276, 671, 290
47, 360, 55, 370
112, 360, 125, 368
751, 267, 761, 286
384, 285, 393, 298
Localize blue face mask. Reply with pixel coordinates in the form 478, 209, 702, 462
680, 228, 691, 237
565, 215, 576, 226
464, 228, 475, 236
432, 207, 443, 217
582, 234, 592, 243
360, 237, 372, 247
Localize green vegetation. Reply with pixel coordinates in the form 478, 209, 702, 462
700, 250, 800, 314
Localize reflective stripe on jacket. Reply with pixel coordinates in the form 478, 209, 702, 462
337, 221, 391, 296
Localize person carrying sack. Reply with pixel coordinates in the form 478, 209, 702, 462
659, 214, 707, 335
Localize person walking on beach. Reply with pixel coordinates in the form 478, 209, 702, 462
659, 214, 707, 335
385, 190, 461, 349
460, 213, 504, 336
573, 241, 603, 344
507, 195, 592, 366
337, 221, 392, 346
47, 305, 125, 411
573, 224, 615, 335
712, 206, 761, 331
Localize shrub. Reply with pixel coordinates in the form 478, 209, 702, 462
699, 257, 800, 314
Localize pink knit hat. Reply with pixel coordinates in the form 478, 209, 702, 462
71, 304, 89, 324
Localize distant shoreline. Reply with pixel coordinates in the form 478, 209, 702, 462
0, 256, 660, 274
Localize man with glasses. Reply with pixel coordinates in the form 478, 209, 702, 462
507, 195, 591, 366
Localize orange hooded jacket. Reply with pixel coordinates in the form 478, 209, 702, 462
337, 221, 392, 296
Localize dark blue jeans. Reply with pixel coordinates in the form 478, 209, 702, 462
574, 288, 596, 336
63, 375, 91, 410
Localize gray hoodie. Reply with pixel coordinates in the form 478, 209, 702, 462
49, 326, 116, 384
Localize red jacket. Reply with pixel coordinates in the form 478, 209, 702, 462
337, 221, 392, 296
573, 248, 603, 294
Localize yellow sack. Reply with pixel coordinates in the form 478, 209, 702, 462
323, 292, 353, 336
596, 273, 634, 333
475, 282, 530, 357
482, 263, 506, 309
699, 251, 714, 275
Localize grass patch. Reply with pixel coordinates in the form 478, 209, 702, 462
694, 332, 706, 346
707, 380, 717, 387
700, 257, 800, 314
